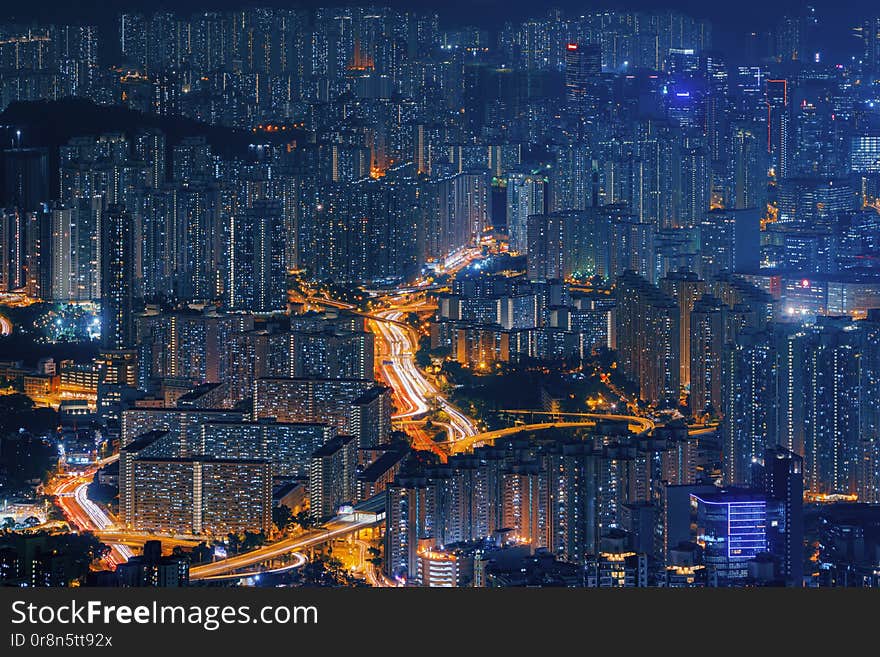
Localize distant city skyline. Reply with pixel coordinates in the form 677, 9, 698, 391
0, 1, 878, 589
1, 1, 871, 60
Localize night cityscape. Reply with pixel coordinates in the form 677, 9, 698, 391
1, 1, 879, 591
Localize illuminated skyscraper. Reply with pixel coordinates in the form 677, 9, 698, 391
702, 51, 729, 184
290, 327, 374, 380
25, 205, 52, 300
699, 209, 761, 279
548, 441, 600, 564
0, 208, 26, 292
312, 175, 420, 283
766, 79, 790, 179
610, 215, 655, 283
549, 142, 594, 212
501, 462, 549, 549
779, 319, 864, 497
120, 407, 244, 455
729, 122, 768, 210
119, 429, 272, 536
752, 446, 804, 586
418, 548, 464, 587
385, 474, 429, 584
119, 13, 148, 70
171, 138, 213, 184
691, 489, 776, 586
227, 199, 286, 312
253, 378, 391, 447
136, 308, 254, 385
564, 42, 601, 114
100, 204, 134, 350
309, 434, 358, 519
133, 129, 166, 189
671, 131, 709, 229
688, 294, 725, 414
222, 329, 289, 404
614, 270, 680, 407
453, 171, 489, 247
660, 268, 706, 388
56, 24, 99, 96
49, 198, 101, 301
775, 178, 856, 226
859, 16, 880, 73
506, 171, 545, 253
775, 9, 817, 63
204, 420, 336, 479
1, 148, 48, 213
526, 212, 566, 281
722, 328, 776, 486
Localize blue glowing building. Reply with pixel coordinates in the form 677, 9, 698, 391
691, 488, 782, 586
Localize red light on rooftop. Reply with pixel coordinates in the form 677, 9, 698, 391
566, 43, 578, 51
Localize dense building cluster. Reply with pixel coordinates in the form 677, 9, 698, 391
384, 425, 806, 587
431, 271, 614, 367
0, 4, 879, 588
115, 307, 393, 536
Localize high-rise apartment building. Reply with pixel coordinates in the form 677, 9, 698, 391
309, 434, 358, 519
615, 270, 680, 407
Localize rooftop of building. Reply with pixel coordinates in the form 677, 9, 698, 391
311, 434, 357, 458
691, 487, 768, 504
358, 448, 409, 483
175, 382, 223, 404
121, 429, 169, 454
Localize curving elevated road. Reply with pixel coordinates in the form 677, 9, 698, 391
53, 471, 134, 567
195, 552, 308, 582
94, 531, 200, 550
189, 517, 381, 579
449, 412, 719, 454
449, 413, 656, 454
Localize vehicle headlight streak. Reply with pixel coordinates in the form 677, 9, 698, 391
372, 308, 478, 444
73, 482, 134, 561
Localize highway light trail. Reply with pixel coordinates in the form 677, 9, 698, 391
191, 518, 379, 579
73, 483, 132, 560
371, 307, 478, 448
448, 414, 657, 454
196, 552, 308, 582
53, 461, 133, 567
300, 249, 482, 455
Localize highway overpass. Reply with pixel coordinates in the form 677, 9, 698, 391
448, 412, 657, 454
